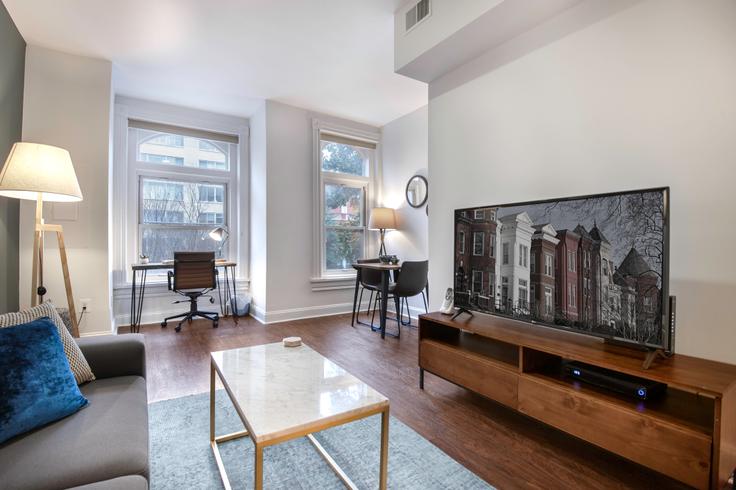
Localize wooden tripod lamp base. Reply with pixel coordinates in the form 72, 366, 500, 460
0, 142, 84, 338
31, 195, 79, 337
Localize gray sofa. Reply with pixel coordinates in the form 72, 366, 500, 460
0, 334, 149, 490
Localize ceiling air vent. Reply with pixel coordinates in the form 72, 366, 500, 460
405, 0, 430, 33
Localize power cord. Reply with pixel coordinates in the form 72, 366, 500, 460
77, 306, 87, 326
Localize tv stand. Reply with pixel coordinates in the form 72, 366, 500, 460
418, 311, 736, 489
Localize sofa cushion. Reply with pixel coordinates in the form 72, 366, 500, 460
0, 302, 95, 385
68, 475, 148, 490
0, 318, 89, 444
0, 376, 148, 490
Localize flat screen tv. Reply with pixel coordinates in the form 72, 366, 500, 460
453, 187, 671, 353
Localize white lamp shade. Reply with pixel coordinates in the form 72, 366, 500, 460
368, 207, 396, 230
0, 142, 83, 202
208, 227, 228, 241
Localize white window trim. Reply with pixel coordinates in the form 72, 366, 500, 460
310, 118, 381, 289
112, 96, 249, 290
458, 231, 465, 254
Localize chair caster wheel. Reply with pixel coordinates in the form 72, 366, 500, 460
161, 321, 167, 328
213, 322, 218, 328
175, 325, 182, 333
210, 297, 215, 304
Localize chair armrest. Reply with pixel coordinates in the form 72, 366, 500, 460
76, 334, 146, 380
167, 270, 174, 291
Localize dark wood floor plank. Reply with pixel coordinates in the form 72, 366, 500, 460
130, 314, 687, 490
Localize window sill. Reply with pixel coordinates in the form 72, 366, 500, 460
310, 274, 356, 292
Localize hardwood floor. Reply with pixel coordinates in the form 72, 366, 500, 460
131, 314, 688, 490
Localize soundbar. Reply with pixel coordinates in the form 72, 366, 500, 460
563, 361, 667, 401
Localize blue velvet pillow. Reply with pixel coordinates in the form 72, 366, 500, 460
0, 317, 88, 444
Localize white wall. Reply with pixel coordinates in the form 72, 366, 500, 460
250, 101, 382, 323
20, 46, 113, 335
249, 101, 268, 316
382, 105, 429, 312
428, 0, 736, 363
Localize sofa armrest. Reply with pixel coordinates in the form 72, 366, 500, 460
76, 334, 146, 380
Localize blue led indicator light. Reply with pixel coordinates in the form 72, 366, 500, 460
573, 369, 581, 376
637, 388, 646, 398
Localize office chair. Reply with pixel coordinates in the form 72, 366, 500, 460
161, 252, 219, 332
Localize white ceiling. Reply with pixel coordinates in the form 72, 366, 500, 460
4, 0, 427, 126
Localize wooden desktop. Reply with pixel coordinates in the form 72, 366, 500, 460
418, 311, 736, 489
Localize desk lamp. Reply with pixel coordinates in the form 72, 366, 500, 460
368, 207, 396, 256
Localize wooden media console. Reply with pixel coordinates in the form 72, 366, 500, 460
418, 311, 736, 489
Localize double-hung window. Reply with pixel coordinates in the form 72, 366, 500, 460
318, 132, 376, 275
129, 120, 238, 269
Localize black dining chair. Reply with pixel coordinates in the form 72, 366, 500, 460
370, 260, 429, 338
161, 252, 219, 332
352, 258, 383, 327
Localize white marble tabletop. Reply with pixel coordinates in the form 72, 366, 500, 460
211, 342, 389, 444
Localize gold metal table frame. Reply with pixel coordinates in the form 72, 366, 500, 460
210, 360, 389, 490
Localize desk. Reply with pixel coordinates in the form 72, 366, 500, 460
129, 261, 238, 333
351, 262, 401, 339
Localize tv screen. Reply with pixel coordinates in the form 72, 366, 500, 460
453, 187, 671, 352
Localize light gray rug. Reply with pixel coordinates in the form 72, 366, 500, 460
150, 391, 493, 489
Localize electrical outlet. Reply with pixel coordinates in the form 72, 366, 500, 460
80, 298, 91, 310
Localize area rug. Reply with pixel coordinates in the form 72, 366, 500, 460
150, 391, 493, 489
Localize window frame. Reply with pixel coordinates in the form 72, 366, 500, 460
133, 137, 236, 268
311, 119, 381, 285
458, 231, 465, 254
112, 97, 249, 290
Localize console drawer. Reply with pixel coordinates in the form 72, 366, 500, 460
518, 375, 712, 489
420, 340, 518, 408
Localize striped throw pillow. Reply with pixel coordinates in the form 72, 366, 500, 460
0, 302, 95, 385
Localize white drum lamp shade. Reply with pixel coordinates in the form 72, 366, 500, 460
0, 142, 83, 202
368, 207, 396, 231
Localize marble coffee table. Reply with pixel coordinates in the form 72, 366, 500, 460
210, 342, 390, 490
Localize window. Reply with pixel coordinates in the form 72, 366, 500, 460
602, 258, 609, 276
568, 283, 577, 307
458, 231, 465, 254
199, 159, 227, 170
544, 253, 553, 276
489, 210, 496, 221
318, 131, 376, 274
518, 279, 528, 308
489, 234, 496, 258
502, 242, 509, 265
544, 286, 553, 314
139, 178, 227, 263
472, 270, 483, 294
134, 124, 231, 172
519, 244, 528, 267
473, 232, 484, 256
474, 209, 484, 220
128, 120, 239, 266
198, 184, 224, 203
568, 250, 576, 272
530, 252, 536, 273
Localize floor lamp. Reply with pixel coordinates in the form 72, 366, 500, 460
0, 143, 83, 337
368, 207, 396, 256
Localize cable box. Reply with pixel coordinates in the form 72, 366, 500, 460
562, 361, 667, 401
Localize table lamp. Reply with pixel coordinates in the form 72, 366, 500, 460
208, 226, 229, 259
0, 142, 83, 337
368, 207, 396, 256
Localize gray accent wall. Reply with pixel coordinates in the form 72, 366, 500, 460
0, 2, 24, 313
